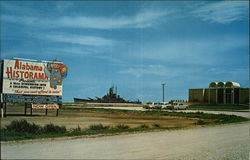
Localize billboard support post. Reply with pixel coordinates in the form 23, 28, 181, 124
4, 103, 7, 117
1, 103, 3, 118
30, 106, 32, 116
56, 109, 59, 116
24, 103, 27, 116
45, 108, 48, 116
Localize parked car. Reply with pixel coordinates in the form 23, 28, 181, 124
154, 102, 172, 110
143, 102, 155, 109
168, 102, 188, 110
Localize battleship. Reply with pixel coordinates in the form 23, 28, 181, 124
74, 85, 141, 104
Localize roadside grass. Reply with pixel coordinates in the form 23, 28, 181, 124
188, 105, 249, 111
0, 120, 181, 141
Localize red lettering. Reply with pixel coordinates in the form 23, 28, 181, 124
29, 72, 33, 79
5, 67, 12, 78
24, 72, 29, 78
19, 71, 24, 78
6, 64, 49, 80
15, 71, 19, 78
14, 59, 20, 69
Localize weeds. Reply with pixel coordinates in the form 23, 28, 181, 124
5, 119, 41, 134
72, 125, 81, 132
195, 120, 207, 125
43, 124, 66, 134
88, 124, 110, 130
152, 123, 161, 128
4, 119, 66, 134
116, 124, 130, 129
140, 124, 149, 128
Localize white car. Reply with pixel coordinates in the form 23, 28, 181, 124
168, 102, 188, 110
154, 102, 172, 109
143, 102, 155, 109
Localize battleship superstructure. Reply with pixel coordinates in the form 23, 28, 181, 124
74, 85, 141, 104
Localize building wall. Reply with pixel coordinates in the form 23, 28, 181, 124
189, 88, 249, 105
189, 89, 205, 103
209, 89, 217, 104
203, 89, 209, 103
239, 88, 249, 104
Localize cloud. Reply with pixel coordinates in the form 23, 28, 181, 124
40, 33, 116, 46
1, 9, 169, 29
57, 10, 169, 29
47, 46, 95, 56
192, 1, 248, 24
55, 2, 74, 12
119, 64, 184, 78
127, 34, 248, 65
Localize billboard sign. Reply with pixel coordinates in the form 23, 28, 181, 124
2, 59, 67, 96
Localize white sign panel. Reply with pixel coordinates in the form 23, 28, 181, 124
2, 59, 67, 96
32, 104, 59, 109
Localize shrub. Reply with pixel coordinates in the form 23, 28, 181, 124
72, 125, 81, 132
152, 123, 161, 128
140, 124, 149, 128
116, 124, 130, 130
43, 124, 66, 134
89, 124, 110, 130
5, 119, 42, 134
195, 120, 207, 125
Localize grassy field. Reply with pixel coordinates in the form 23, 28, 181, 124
61, 106, 248, 124
1, 120, 182, 141
188, 105, 249, 111
1, 104, 248, 141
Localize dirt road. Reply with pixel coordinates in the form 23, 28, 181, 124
1, 122, 249, 159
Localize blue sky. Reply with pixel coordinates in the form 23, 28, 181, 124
0, 1, 249, 102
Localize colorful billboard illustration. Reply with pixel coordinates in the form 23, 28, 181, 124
1, 59, 67, 96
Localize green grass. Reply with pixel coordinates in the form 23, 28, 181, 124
0, 120, 181, 141
188, 105, 249, 111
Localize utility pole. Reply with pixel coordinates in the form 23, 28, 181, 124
162, 83, 166, 102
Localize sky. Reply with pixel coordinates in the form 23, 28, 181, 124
0, 1, 249, 103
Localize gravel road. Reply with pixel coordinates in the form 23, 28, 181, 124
1, 122, 249, 159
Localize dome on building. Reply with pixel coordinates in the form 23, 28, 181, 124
225, 81, 240, 88
217, 82, 225, 87
209, 82, 218, 88
209, 81, 241, 88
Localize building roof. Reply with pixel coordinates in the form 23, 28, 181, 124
209, 81, 240, 88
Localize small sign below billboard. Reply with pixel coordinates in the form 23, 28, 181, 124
32, 104, 59, 109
